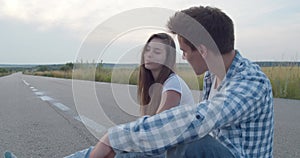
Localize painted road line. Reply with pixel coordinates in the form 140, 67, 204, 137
40, 96, 54, 101
22, 80, 30, 86
52, 102, 71, 112
74, 115, 107, 133
35, 92, 44, 96
26, 83, 106, 134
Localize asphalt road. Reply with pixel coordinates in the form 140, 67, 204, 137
0, 73, 299, 157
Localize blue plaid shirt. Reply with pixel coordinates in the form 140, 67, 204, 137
108, 51, 274, 158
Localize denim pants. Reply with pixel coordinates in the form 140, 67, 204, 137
64, 148, 165, 158
64, 135, 234, 158
114, 135, 234, 158
64, 146, 94, 158
166, 135, 235, 158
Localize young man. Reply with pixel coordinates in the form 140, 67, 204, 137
91, 6, 274, 158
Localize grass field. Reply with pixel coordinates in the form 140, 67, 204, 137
262, 66, 300, 100
0, 68, 10, 77
0, 73, 10, 77
26, 65, 300, 100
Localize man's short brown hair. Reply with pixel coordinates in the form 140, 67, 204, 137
167, 6, 234, 54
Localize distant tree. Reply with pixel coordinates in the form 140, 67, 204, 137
0, 68, 8, 73
97, 60, 103, 70
66, 62, 74, 69
60, 62, 74, 71
37, 65, 49, 72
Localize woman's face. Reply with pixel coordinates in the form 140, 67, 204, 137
144, 38, 167, 71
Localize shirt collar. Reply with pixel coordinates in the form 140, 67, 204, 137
204, 50, 244, 91
224, 50, 243, 80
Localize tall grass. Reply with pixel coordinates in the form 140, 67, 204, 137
31, 70, 72, 79
176, 66, 203, 90
262, 66, 300, 100
0, 73, 10, 77
0, 68, 10, 77
27, 65, 300, 100
110, 68, 139, 85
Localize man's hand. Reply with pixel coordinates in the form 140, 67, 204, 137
89, 133, 115, 158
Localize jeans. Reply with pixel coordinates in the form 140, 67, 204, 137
64, 135, 234, 158
167, 135, 235, 158
3, 147, 93, 158
3, 151, 17, 158
64, 146, 94, 158
115, 135, 234, 158
114, 151, 165, 158
65, 148, 165, 158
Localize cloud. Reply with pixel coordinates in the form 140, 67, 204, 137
0, 0, 192, 35
0, 0, 299, 63
1, 0, 299, 32
0, 0, 103, 33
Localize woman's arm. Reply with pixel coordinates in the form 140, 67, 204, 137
156, 90, 181, 114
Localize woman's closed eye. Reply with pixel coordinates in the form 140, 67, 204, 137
153, 48, 163, 54
154, 50, 162, 54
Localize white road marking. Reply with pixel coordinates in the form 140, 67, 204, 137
25, 80, 106, 135
22, 80, 30, 86
35, 92, 44, 96
52, 102, 70, 112
40, 96, 54, 101
23, 80, 110, 138
74, 115, 107, 133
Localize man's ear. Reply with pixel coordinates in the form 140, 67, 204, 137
196, 44, 208, 58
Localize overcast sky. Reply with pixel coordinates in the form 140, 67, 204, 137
0, 0, 299, 64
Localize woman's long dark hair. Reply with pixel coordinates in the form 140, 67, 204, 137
138, 33, 176, 116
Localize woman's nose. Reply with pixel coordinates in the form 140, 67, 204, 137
145, 51, 152, 58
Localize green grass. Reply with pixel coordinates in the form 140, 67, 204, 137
0, 68, 10, 77
176, 66, 203, 90
29, 70, 73, 79
0, 73, 10, 77
25, 66, 300, 100
262, 66, 300, 100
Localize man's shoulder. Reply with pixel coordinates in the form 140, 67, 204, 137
229, 52, 271, 89
234, 53, 267, 78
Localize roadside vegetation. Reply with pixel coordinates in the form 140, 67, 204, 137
24, 62, 300, 100
0, 68, 11, 77
262, 66, 300, 100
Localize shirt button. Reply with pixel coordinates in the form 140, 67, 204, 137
196, 114, 201, 119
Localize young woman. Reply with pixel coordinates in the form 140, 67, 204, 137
138, 33, 194, 116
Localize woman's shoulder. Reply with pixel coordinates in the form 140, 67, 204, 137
163, 73, 190, 91
164, 73, 179, 84
165, 73, 186, 84
166, 73, 181, 81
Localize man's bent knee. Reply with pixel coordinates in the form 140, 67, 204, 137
167, 135, 234, 158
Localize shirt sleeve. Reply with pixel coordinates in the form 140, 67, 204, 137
108, 75, 268, 155
108, 103, 202, 155
162, 75, 182, 94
